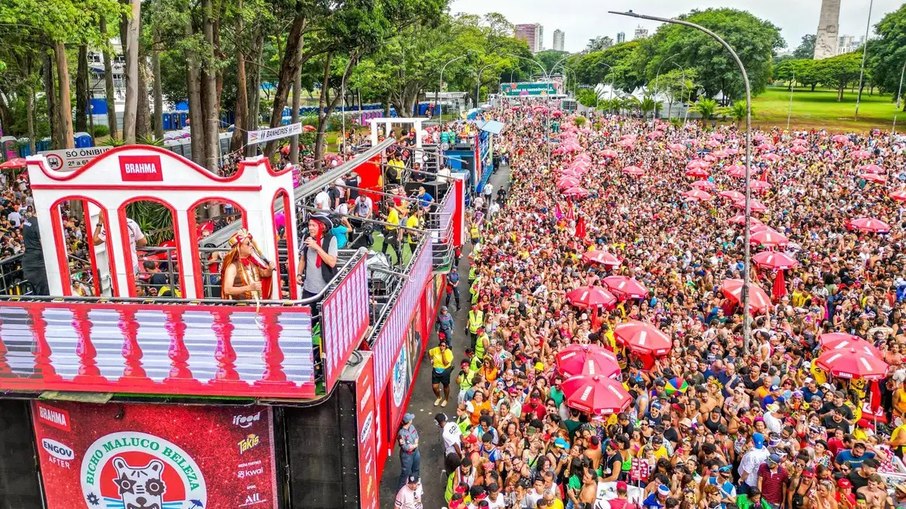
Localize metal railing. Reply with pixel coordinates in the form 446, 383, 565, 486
0, 254, 31, 296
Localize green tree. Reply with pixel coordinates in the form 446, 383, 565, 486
585, 36, 613, 52
691, 98, 719, 120
568, 40, 645, 93
640, 96, 662, 119
869, 4, 906, 107
792, 34, 817, 59
575, 88, 598, 108
817, 52, 863, 101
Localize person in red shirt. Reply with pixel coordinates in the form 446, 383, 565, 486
521, 389, 547, 421
757, 454, 789, 507
835, 477, 856, 507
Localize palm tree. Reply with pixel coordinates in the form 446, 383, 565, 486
691, 98, 719, 120
622, 96, 641, 116
728, 102, 748, 128
640, 97, 663, 119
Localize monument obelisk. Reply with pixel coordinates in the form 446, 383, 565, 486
814, 0, 841, 59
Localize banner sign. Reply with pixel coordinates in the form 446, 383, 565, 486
499, 82, 558, 97
118, 154, 164, 182
0, 301, 316, 399
247, 123, 303, 146
32, 401, 278, 509
373, 243, 432, 398
356, 354, 379, 509
39, 147, 112, 172
321, 254, 370, 390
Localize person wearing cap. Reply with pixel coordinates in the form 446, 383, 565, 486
757, 453, 788, 507
603, 480, 637, 509
641, 483, 671, 509
436, 413, 463, 468
429, 340, 455, 406
397, 413, 421, 489
395, 474, 423, 509
437, 305, 456, 344
739, 433, 769, 492
788, 467, 815, 509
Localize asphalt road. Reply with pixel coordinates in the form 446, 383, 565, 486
379, 163, 511, 508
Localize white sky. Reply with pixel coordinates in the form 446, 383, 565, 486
450, 0, 903, 53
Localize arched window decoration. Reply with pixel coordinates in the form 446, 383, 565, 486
50, 196, 117, 297
118, 197, 184, 298
187, 198, 248, 299
272, 190, 297, 300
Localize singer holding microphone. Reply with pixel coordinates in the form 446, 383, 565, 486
297, 214, 339, 301
221, 229, 275, 300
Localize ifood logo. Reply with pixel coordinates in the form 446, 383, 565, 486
233, 412, 262, 429
42, 438, 74, 461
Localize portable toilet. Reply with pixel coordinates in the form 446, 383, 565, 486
17, 138, 31, 157
74, 132, 93, 148
163, 113, 173, 131
178, 112, 188, 128
0, 136, 18, 160
36, 137, 52, 152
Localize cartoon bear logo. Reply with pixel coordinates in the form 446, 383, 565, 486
112, 457, 166, 509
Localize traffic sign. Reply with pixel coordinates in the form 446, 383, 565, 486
38, 146, 112, 171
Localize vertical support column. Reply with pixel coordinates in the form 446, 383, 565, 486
255, 309, 293, 387
164, 308, 199, 385
118, 308, 150, 382
72, 307, 105, 383
28, 306, 62, 382
210, 308, 240, 384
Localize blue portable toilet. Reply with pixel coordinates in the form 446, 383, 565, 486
17, 139, 31, 157
90, 98, 108, 115
36, 137, 51, 152
163, 113, 173, 131
178, 112, 188, 128
74, 132, 93, 148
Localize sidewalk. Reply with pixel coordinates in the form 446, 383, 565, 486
378, 163, 511, 507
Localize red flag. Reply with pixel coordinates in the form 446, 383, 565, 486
772, 270, 787, 302
576, 216, 587, 239
868, 380, 883, 415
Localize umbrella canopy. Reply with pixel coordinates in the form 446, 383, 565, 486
622, 166, 645, 176
762, 153, 782, 162
663, 377, 689, 395
729, 214, 763, 226
556, 345, 622, 378
846, 217, 891, 233
890, 189, 906, 202
720, 279, 772, 314
750, 229, 789, 248
561, 374, 633, 415
726, 165, 747, 178
681, 189, 713, 202
582, 250, 621, 268
820, 335, 883, 358
818, 332, 863, 346
859, 173, 886, 184
749, 223, 770, 234
733, 198, 767, 213
790, 145, 808, 154
851, 150, 873, 160
557, 177, 581, 189
602, 276, 649, 300
0, 158, 27, 169
686, 160, 710, 170
691, 180, 715, 190
562, 187, 590, 199
720, 190, 745, 201
684, 168, 709, 178
566, 286, 617, 310
832, 134, 850, 144
859, 164, 884, 174
613, 320, 672, 356
752, 251, 799, 270
748, 180, 771, 192
816, 348, 889, 380
600, 149, 619, 158
668, 143, 686, 153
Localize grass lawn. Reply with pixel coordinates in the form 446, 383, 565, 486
751, 85, 904, 132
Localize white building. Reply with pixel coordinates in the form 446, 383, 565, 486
553, 30, 565, 52
633, 26, 649, 40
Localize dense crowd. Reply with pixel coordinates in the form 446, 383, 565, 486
432, 104, 906, 509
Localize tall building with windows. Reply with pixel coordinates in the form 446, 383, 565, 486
553, 30, 565, 52
515, 23, 544, 53
837, 34, 865, 54
616, 32, 626, 44
633, 26, 649, 40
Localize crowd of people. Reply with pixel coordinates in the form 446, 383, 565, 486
423, 104, 906, 509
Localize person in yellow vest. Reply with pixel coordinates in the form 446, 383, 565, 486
468, 306, 484, 349
474, 327, 490, 361
429, 340, 454, 407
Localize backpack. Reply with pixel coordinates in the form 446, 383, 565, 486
303, 215, 338, 282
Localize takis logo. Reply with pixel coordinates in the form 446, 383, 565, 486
232, 412, 262, 429
238, 434, 260, 455
80, 432, 207, 509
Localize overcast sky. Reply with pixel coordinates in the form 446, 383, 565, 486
450, 0, 903, 53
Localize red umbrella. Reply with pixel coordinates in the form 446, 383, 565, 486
726, 165, 747, 178
762, 153, 782, 162
860, 173, 886, 184
0, 158, 27, 169
687, 160, 710, 169
753, 251, 798, 270
846, 217, 891, 233
681, 189, 713, 202
859, 164, 884, 174
556, 345, 621, 378
684, 168, 709, 178
613, 320, 671, 355
561, 374, 632, 415
562, 187, 589, 199
720, 279, 772, 314
819, 332, 863, 346
691, 180, 715, 190
750, 223, 770, 234
720, 190, 745, 201
820, 334, 883, 358
603, 276, 649, 300
816, 348, 889, 380
582, 251, 621, 268
729, 214, 762, 226
733, 198, 767, 213
750, 229, 789, 248
566, 286, 617, 310
890, 189, 906, 202
622, 166, 645, 176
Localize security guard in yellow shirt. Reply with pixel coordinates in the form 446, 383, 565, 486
468, 306, 484, 349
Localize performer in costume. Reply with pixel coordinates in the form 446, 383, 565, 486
221, 229, 275, 300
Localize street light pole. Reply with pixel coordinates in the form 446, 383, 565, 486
896, 58, 906, 110
610, 9, 754, 353
854, 0, 874, 120
476, 63, 496, 109
786, 71, 795, 131
437, 54, 468, 125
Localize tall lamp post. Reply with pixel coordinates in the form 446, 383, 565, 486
610, 10, 754, 353
475, 63, 497, 109
436, 54, 469, 124
896, 57, 906, 111
854, 0, 874, 120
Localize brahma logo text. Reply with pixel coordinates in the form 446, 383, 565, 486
118, 155, 163, 182
80, 432, 207, 509
36, 403, 71, 432
238, 434, 260, 455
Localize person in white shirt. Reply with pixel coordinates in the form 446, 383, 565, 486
314, 187, 331, 211
93, 217, 147, 275
738, 432, 769, 490
394, 475, 423, 509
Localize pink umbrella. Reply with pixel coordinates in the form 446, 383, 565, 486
720, 279, 772, 314
600, 149, 619, 158
846, 217, 891, 233
668, 143, 686, 152
820, 333, 883, 358
0, 158, 27, 169
557, 178, 581, 190
711, 149, 729, 159
720, 190, 745, 201
566, 286, 618, 310
748, 180, 771, 192
851, 150, 873, 160
750, 229, 789, 248
753, 251, 799, 270
790, 145, 808, 154
681, 189, 713, 202
749, 223, 770, 234
890, 189, 906, 202
613, 320, 672, 356
647, 131, 664, 139
706, 139, 721, 148
816, 348, 889, 380
832, 134, 850, 144
556, 345, 622, 378
685, 168, 709, 178
729, 214, 763, 226
622, 166, 645, 176
859, 164, 884, 174
691, 180, 715, 190
602, 276, 649, 300
563, 187, 590, 199
618, 138, 635, 148
762, 153, 782, 162
733, 198, 767, 213
860, 173, 886, 184
725, 165, 746, 178
561, 374, 632, 415
582, 251, 621, 268
711, 133, 726, 141
687, 160, 710, 170
818, 332, 863, 347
